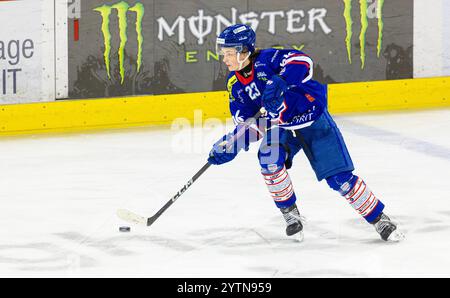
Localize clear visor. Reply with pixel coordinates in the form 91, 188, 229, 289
216, 41, 244, 57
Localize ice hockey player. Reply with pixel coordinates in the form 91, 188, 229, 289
208, 24, 404, 242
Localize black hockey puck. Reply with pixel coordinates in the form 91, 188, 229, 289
119, 226, 131, 232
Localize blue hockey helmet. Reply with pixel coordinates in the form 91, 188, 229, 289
216, 24, 256, 55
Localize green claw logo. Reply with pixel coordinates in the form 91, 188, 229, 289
343, 0, 384, 69
94, 1, 144, 84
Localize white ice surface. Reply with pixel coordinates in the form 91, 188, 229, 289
0, 109, 449, 277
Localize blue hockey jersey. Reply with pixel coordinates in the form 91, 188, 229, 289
227, 48, 328, 130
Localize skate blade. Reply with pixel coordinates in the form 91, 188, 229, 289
387, 229, 406, 242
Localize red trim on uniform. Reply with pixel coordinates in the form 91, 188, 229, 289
272, 189, 295, 202
264, 172, 288, 186
357, 194, 373, 212
345, 178, 362, 198
278, 101, 288, 124
360, 196, 377, 215
270, 183, 293, 195
286, 61, 310, 69
235, 63, 255, 86
287, 53, 310, 58
264, 170, 287, 181
353, 184, 367, 202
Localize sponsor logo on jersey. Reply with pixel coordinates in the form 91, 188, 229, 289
93, 1, 145, 84
305, 94, 316, 102
280, 52, 298, 66
232, 110, 245, 124
257, 71, 268, 79
236, 89, 246, 103
291, 111, 315, 125
254, 61, 266, 68
270, 50, 280, 63
227, 75, 238, 101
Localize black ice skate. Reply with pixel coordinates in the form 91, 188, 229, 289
371, 213, 405, 242
280, 204, 303, 238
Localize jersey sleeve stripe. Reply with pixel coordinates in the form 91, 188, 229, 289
285, 61, 310, 68
287, 53, 310, 58
283, 56, 314, 83
284, 56, 313, 68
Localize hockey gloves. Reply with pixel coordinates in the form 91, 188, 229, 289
262, 75, 288, 114
208, 132, 249, 165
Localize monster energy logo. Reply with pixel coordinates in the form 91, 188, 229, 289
94, 1, 144, 84
343, 0, 384, 69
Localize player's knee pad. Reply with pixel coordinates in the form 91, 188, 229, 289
326, 171, 358, 196
258, 142, 287, 171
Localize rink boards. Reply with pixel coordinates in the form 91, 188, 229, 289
0, 76, 449, 136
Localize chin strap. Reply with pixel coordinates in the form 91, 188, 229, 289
237, 52, 252, 71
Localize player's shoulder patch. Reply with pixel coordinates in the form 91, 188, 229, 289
227, 74, 238, 102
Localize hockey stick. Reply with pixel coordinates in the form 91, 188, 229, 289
117, 108, 265, 227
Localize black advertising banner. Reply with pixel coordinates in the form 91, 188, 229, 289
68, 0, 413, 99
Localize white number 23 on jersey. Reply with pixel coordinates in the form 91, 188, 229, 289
245, 82, 261, 100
